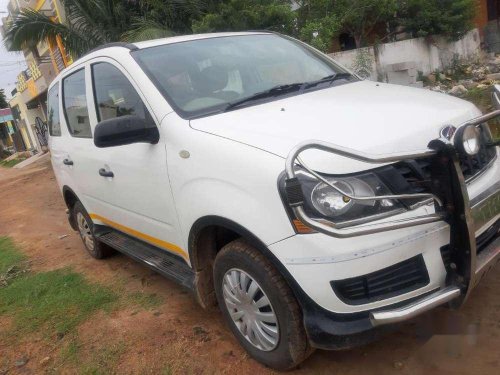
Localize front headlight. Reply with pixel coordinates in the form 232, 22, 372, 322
288, 170, 406, 227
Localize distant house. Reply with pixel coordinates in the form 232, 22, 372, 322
0, 0, 72, 154
0, 108, 16, 151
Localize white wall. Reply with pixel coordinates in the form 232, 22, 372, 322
328, 29, 481, 83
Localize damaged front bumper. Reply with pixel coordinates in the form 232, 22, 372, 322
283, 110, 500, 345
371, 180, 500, 327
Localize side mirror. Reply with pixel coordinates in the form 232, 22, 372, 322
94, 115, 159, 148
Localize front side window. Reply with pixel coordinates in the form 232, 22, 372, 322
47, 83, 60, 136
133, 34, 355, 118
92, 62, 152, 123
62, 69, 91, 138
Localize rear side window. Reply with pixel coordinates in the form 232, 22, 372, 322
47, 83, 61, 136
92, 62, 153, 124
62, 69, 91, 138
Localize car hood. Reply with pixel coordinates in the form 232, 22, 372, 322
190, 81, 482, 173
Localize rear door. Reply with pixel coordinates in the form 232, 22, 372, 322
78, 58, 186, 262
47, 82, 71, 191
58, 66, 97, 214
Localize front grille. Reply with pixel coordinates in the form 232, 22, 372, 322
389, 124, 496, 195
394, 159, 432, 193
440, 219, 500, 271
376, 158, 433, 208
331, 255, 430, 305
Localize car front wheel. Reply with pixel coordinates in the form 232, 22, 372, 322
213, 239, 313, 370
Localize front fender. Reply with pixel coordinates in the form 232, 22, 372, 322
165, 123, 295, 251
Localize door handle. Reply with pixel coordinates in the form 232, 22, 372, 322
99, 168, 114, 178
63, 158, 73, 166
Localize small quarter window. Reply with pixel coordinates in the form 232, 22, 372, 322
47, 83, 61, 136
62, 69, 91, 138
92, 62, 153, 124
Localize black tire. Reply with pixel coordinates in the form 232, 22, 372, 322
72, 201, 113, 259
213, 239, 313, 370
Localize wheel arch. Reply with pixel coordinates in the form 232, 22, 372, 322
188, 215, 303, 310
62, 185, 80, 230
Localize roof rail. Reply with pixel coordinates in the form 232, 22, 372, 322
86, 42, 138, 56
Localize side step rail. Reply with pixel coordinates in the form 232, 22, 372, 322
94, 226, 195, 290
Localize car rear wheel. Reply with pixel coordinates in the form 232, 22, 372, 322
72, 201, 112, 259
214, 239, 313, 370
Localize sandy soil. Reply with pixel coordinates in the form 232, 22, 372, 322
0, 157, 498, 374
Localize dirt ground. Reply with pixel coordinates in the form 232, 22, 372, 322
0, 157, 499, 374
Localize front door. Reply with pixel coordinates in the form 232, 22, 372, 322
60, 60, 187, 263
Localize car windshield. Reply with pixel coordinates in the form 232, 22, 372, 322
132, 34, 354, 119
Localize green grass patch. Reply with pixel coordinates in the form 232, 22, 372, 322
80, 341, 126, 375
0, 236, 26, 275
0, 239, 118, 338
463, 86, 495, 113
59, 335, 126, 375
60, 336, 81, 364
0, 158, 25, 168
126, 291, 162, 309
0, 237, 167, 372
0, 269, 117, 337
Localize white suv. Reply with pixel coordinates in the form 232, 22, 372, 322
47, 32, 500, 370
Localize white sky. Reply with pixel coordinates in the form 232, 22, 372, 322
0, 0, 27, 99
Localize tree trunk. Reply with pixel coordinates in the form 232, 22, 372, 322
354, 34, 362, 48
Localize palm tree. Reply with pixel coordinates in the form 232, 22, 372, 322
123, 0, 204, 41
4, 0, 204, 58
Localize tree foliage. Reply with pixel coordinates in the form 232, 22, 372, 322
0, 89, 8, 109
2, 0, 479, 57
192, 0, 295, 34
124, 0, 205, 42
399, 0, 477, 40
296, 0, 397, 49
334, 0, 398, 47
4, 0, 142, 57
195, 0, 477, 52
4, 0, 204, 57
299, 16, 340, 51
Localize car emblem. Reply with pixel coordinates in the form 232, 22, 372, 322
440, 125, 456, 140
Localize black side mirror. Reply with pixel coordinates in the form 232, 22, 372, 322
94, 115, 159, 148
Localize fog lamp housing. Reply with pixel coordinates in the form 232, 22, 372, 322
455, 124, 480, 156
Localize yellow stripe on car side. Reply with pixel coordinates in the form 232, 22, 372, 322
89, 213, 189, 262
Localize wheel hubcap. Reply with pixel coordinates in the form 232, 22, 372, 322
222, 269, 279, 351
77, 212, 95, 252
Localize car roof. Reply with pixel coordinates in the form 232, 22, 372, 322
132, 31, 271, 50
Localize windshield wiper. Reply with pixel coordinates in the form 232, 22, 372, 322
223, 72, 353, 112
304, 72, 353, 89
225, 82, 305, 111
